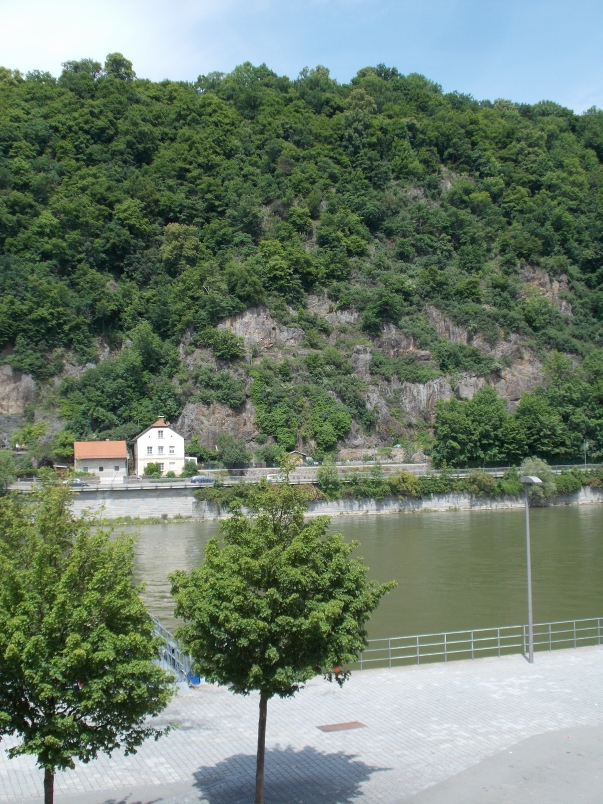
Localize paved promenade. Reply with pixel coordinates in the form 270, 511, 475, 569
2, 646, 602, 804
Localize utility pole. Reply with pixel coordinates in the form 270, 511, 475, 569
520, 475, 542, 663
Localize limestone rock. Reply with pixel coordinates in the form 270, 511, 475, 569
217, 306, 304, 353
0, 365, 35, 415
176, 399, 259, 446
350, 345, 372, 380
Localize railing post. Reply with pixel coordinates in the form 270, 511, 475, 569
444, 632, 447, 662
417, 635, 420, 665
389, 638, 392, 668
574, 621, 577, 649
471, 631, 474, 660
549, 623, 552, 651
598, 618, 601, 647
497, 628, 500, 658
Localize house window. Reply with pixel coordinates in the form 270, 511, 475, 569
83, 466, 88, 472
147, 446, 153, 455
169, 462, 175, 467
169, 445, 175, 454
98, 466, 104, 472
158, 446, 164, 455
157, 430, 164, 439
159, 463, 164, 472
114, 465, 120, 471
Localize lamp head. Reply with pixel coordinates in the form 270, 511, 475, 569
520, 475, 542, 485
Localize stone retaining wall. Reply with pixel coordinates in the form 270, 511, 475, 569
71, 485, 603, 521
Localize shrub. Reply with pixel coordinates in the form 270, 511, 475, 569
387, 469, 420, 498
519, 457, 557, 503
166, 470, 176, 478
143, 462, 162, 477
554, 468, 583, 496
495, 467, 523, 496
196, 329, 245, 361
465, 470, 496, 497
181, 460, 199, 478
316, 459, 342, 499
217, 434, 250, 468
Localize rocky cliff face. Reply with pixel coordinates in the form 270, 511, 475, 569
177, 399, 259, 446
0, 365, 36, 416
175, 297, 546, 454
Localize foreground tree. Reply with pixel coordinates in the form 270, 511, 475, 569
171, 467, 395, 804
0, 481, 174, 804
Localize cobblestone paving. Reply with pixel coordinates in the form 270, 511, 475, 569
2, 647, 603, 803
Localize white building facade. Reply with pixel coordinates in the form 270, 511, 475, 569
74, 441, 128, 483
133, 417, 193, 476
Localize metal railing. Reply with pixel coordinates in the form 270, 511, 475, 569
356, 617, 603, 670
151, 615, 194, 682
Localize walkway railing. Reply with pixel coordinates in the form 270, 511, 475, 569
356, 617, 603, 669
151, 615, 194, 682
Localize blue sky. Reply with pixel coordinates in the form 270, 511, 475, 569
1, 0, 602, 111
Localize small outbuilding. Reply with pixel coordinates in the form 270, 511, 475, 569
74, 440, 128, 481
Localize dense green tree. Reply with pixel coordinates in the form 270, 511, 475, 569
0, 482, 174, 804
170, 473, 394, 804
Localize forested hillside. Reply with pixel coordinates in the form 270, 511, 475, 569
2, 54, 603, 467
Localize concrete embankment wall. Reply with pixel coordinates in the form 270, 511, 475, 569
72, 486, 603, 521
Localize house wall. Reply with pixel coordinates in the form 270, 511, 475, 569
134, 426, 185, 476
75, 457, 128, 481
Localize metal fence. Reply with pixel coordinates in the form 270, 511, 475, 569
151, 615, 194, 682
356, 617, 603, 670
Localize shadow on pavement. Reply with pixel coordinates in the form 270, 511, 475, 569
192, 744, 388, 804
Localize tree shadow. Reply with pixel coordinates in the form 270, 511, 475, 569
191, 744, 388, 804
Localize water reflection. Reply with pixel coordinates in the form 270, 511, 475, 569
130, 506, 603, 637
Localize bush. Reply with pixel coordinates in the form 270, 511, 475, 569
387, 469, 420, 498
254, 443, 283, 466
143, 462, 162, 477
166, 470, 176, 478
519, 457, 557, 503
217, 434, 250, 468
495, 467, 523, 496
316, 459, 342, 500
181, 460, 198, 478
196, 329, 245, 361
554, 468, 583, 496
465, 470, 496, 497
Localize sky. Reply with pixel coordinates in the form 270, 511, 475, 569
1, 0, 602, 111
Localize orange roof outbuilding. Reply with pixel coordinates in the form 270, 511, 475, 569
74, 441, 128, 460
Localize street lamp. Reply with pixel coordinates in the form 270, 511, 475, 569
520, 475, 542, 664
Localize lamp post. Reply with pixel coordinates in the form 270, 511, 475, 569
584, 439, 589, 469
520, 475, 542, 663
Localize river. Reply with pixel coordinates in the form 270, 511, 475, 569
130, 505, 603, 638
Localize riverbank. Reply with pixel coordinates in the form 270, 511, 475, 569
72, 485, 603, 521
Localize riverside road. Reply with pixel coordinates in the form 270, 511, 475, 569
2, 646, 602, 804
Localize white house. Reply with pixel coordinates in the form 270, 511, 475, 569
74, 440, 128, 482
133, 416, 195, 476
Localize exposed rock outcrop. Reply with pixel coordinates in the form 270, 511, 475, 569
217, 306, 304, 353
176, 399, 259, 446
521, 267, 573, 316
0, 365, 35, 415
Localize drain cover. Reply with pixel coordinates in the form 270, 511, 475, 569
317, 721, 366, 732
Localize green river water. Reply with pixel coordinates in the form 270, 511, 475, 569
131, 505, 603, 639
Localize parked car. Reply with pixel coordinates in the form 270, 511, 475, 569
189, 476, 215, 486
266, 474, 287, 483
64, 478, 89, 488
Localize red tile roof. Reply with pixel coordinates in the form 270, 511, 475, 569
74, 441, 128, 460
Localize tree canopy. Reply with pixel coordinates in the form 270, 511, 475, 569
0, 480, 174, 803
170, 471, 394, 803
2, 55, 603, 461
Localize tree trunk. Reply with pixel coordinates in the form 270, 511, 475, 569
254, 692, 268, 804
44, 767, 54, 804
